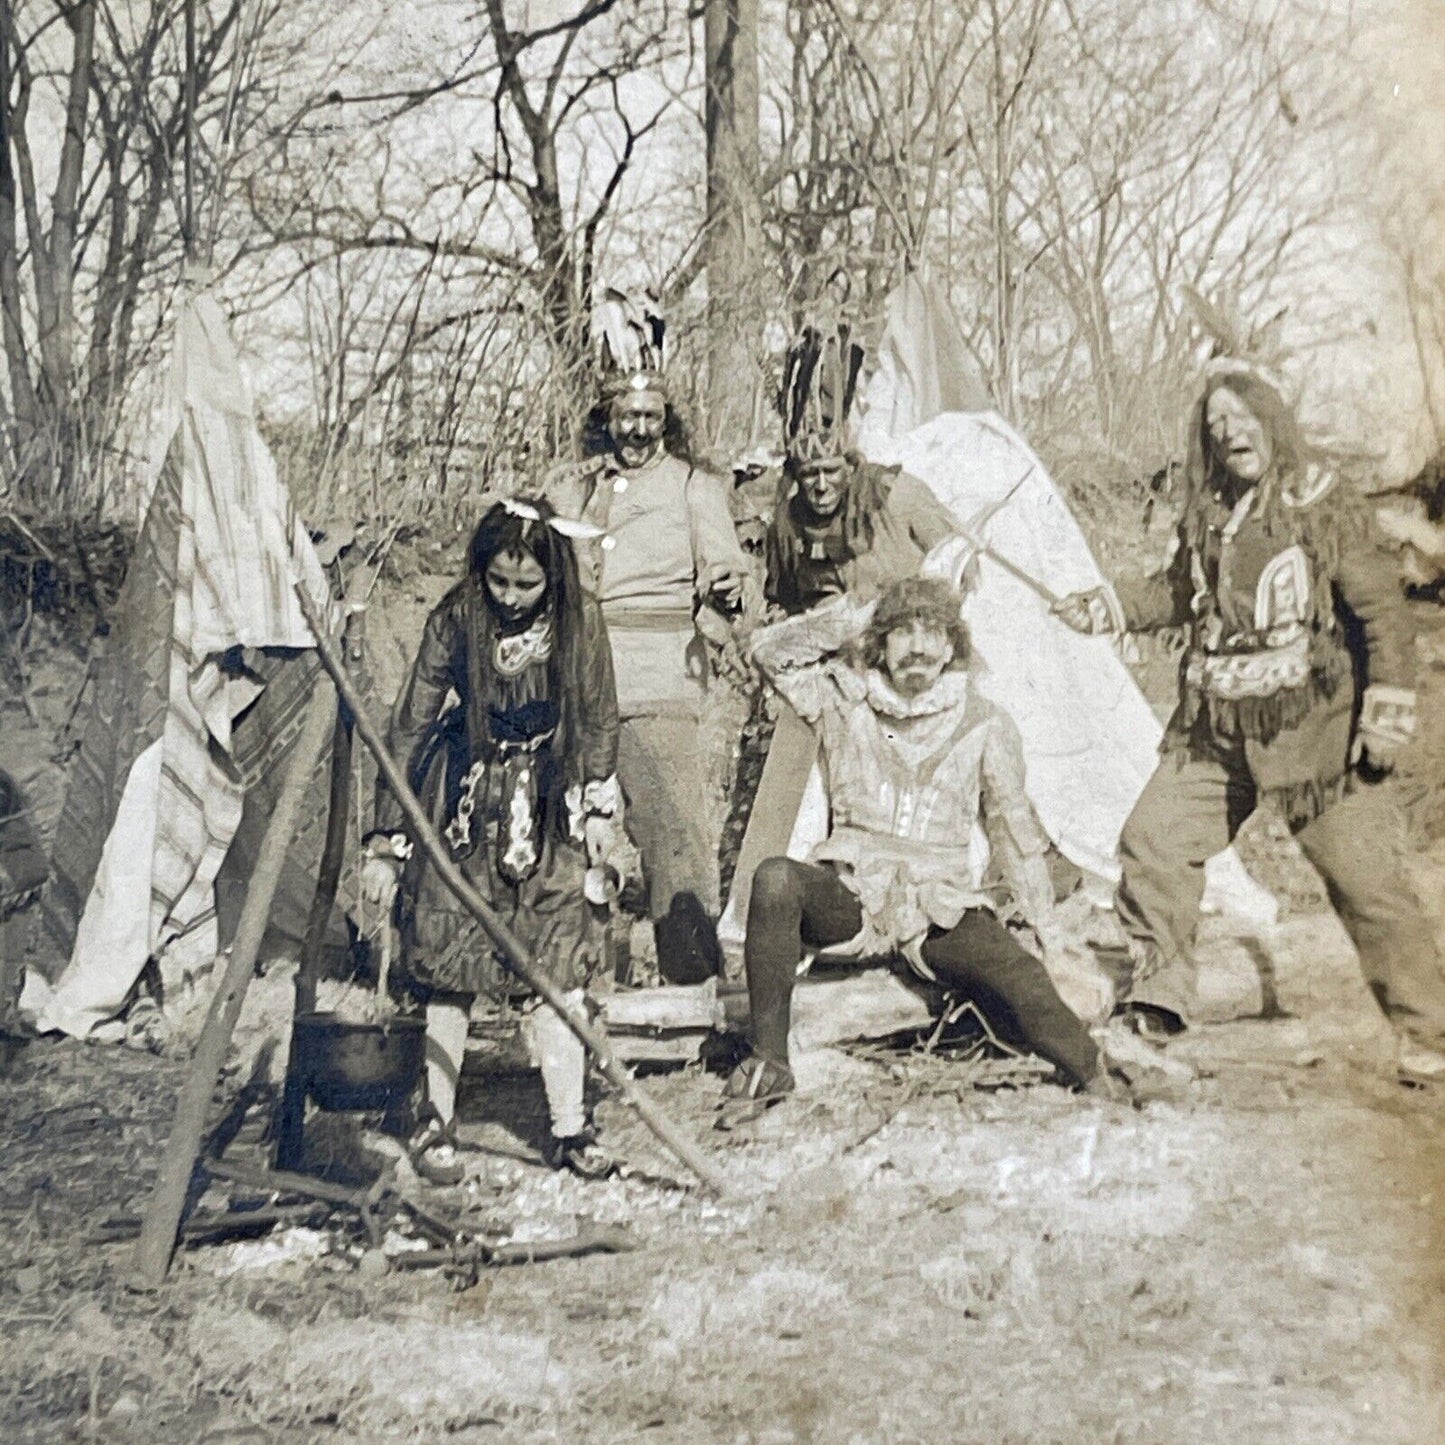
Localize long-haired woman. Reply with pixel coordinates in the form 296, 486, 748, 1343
361, 496, 623, 1182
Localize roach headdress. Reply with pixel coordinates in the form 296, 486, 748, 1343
593, 288, 668, 399
779, 323, 865, 465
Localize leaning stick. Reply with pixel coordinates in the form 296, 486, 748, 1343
134, 681, 339, 1285
276, 681, 354, 1170
294, 585, 733, 1198
955, 524, 1062, 607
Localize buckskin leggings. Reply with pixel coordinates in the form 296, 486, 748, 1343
744, 857, 1100, 1087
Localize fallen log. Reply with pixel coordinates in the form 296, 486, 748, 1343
207, 1158, 636, 1282
206, 1157, 419, 1248
205, 1157, 386, 1213
789, 969, 936, 1051
295, 585, 733, 1198
600, 978, 726, 1032
92, 1202, 329, 1247
620, 970, 936, 1053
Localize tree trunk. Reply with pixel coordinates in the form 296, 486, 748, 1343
39, 0, 95, 505
0, 5, 38, 472
704, 0, 762, 455
987, 6, 1016, 421
529, 171, 586, 388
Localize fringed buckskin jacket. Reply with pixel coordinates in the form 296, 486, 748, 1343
1118, 483, 1414, 826
751, 600, 1054, 973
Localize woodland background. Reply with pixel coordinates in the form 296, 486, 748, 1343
0, 0, 1441, 541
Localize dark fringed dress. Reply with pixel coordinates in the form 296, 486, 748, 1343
379, 582, 619, 1000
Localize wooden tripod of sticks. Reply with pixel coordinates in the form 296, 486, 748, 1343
133, 585, 732, 1285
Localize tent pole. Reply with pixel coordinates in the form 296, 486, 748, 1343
133, 681, 338, 1286
294, 586, 734, 1199
299, 695, 350, 1012
274, 659, 353, 1170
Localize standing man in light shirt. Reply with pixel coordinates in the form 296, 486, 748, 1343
549, 291, 755, 984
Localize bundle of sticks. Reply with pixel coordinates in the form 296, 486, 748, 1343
108, 1156, 635, 1289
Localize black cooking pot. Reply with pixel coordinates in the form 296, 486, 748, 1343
293, 1012, 426, 1112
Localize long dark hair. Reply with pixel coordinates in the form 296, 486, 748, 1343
463, 498, 593, 787
1182, 370, 1356, 635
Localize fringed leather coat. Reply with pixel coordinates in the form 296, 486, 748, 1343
1118, 486, 1413, 826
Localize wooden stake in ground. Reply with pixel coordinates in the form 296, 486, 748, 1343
133, 681, 339, 1286
294, 586, 734, 1198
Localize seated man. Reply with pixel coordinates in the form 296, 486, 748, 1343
721, 577, 1126, 1121
719, 321, 981, 934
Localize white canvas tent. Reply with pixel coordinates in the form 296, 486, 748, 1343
25, 289, 335, 1042
720, 275, 1275, 944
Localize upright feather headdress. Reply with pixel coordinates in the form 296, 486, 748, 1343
593, 288, 667, 398
1181, 285, 1291, 400
778, 322, 865, 465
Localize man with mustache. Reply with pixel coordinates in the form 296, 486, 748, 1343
720, 576, 1129, 1121
548, 292, 753, 984
723, 322, 979, 922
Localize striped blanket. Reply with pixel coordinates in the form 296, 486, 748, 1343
30, 292, 335, 1041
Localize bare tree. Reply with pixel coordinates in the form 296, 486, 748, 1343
1012, 0, 1340, 469
749, 0, 1353, 495
1339, 0, 1445, 468
0, 0, 270, 511
235, 0, 697, 517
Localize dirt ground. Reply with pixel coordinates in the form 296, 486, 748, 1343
3, 860, 1444, 1444
4, 532, 1445, 1444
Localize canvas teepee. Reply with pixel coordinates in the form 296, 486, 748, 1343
27, 289, 336, 1041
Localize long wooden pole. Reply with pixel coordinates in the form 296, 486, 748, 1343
133, 681, 338, 1286
274, 693, 351, 1170
294, 586, 733, 1198
299, 701, 352, 1001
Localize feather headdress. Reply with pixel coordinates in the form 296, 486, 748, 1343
778, 322, 865, 465
1181, 288, 1344, 509
593, 288, 667, 397
1182, 285, 1290, 391
1181, 287, 1384, 507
